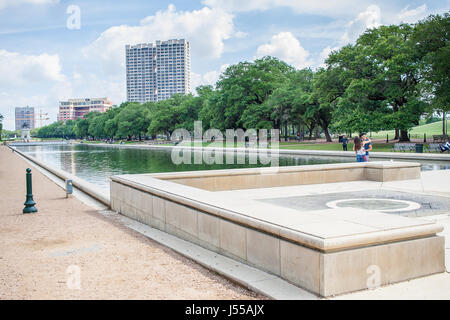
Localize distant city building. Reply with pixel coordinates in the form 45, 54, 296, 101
126, 39, 191, 103
57, 98, 113, 122
15, 106, 35, 131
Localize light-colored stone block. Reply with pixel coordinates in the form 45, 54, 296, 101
164, 201, 198, 237
320, 236, 445, 296
293, 220, 379, 239
165, 201, 181, 228
247, 229, 280, 275
179, 206, 198, 237
364, 168, 383, 181
301, 170, 326, 185
220, 220, 247, 260
152, 196, 165, 222
198, 213, 220, 248
280, 240, 320, 293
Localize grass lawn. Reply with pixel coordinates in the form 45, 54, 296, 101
368, 120, 449, 140
279, 142, 394, 153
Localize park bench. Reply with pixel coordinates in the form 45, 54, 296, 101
427, 143, 450, 153
426, 144, 441, 153
433, 135, 449, 143
392, 143, 416, 152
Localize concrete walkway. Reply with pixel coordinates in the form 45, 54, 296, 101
0, 146, 264, 300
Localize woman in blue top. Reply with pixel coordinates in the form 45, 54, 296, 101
360, 132, 372, 162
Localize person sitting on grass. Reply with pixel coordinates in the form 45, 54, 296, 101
440, 140, 450, 153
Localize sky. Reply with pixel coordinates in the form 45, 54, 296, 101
0, 0, 449, 130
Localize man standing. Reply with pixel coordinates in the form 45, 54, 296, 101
360, 132, 373, 161
341, 135, 349, 151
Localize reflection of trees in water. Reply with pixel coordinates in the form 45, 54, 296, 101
72, 145, 350, 176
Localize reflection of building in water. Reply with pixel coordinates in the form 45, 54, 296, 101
59, 149, 76, 176
71, 149, 76, 176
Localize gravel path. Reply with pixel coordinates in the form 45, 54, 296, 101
0, 146, 265, 300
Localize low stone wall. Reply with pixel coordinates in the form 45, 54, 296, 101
154, 162, 421, 191
110, 162, 444, 297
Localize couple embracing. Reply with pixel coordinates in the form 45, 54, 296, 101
353, 132, 372, 162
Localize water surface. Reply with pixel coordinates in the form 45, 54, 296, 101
15, 144, 450, 191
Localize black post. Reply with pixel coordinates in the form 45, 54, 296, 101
23, 168, 38, 214
386, 134, 389, 144
424, 133, 426, 143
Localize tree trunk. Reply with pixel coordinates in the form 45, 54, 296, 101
284, 121, 288, 142
319, 120, 332, 142
443, 111, 446, 136
323, 127, 332, 142
399, 130, 410, 142
308, 126, 314, 139
394, 128, 399, 140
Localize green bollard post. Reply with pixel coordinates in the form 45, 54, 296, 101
23, 168, 38, 214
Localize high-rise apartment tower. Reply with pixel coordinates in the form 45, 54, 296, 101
15, 106, 35, 131
126, 39, 191, 103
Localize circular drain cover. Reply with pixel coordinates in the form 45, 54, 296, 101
326, 198, 421, 213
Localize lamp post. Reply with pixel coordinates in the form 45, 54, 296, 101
23, 168, 38, 214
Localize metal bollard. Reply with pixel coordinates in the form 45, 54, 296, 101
65, 179, 73, 198
23, 168, 38, 214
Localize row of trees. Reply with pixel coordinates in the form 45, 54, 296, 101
36, 13, 449, 142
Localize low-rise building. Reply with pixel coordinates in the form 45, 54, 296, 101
57, 98, 113, 122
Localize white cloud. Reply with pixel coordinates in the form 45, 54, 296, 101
397, 4, 428, 23
256, 32, 312, 69
341, 5, 381, 43
0, 49, 65, 85
203, 0, 371, 16
83, 4, 235, 75
317, 46, 340, 68
191, 64, 229, 91
0, 92, 50, 130
0, 0, 58, 10
234, 31, 248, 38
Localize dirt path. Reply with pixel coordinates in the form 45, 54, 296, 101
0, 146, 264, 300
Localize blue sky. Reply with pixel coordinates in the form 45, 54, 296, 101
0, 0, 449, 130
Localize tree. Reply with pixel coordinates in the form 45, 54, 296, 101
74, 118, 89, 139
212, 57, 294, 131
413, 13, 450, 135
116, 103, 150, 140
328, 24, 426, 141
88, 113, 108, 139
148, 95, 191, 138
